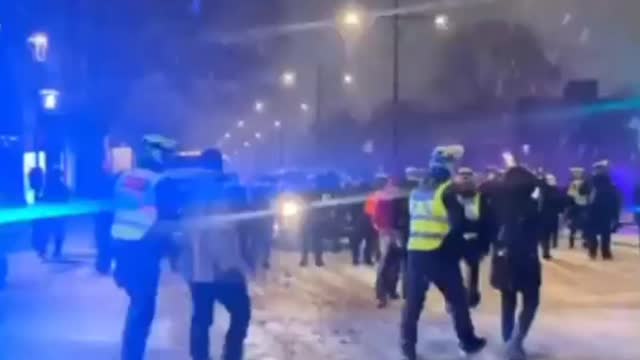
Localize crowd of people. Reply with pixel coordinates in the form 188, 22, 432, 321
1, 133, 633, 360
345, 146, 625, 360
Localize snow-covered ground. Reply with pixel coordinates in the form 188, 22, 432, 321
1, 235, 639, 360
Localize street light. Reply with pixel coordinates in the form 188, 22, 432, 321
274, 120, 282, 128
336, 4, 370, 41
280, 70, 297, 88
434, 14, 450, 31
343, 73, 354, 86
254, 100, 265, 113
224, 132, 231, 139
243, 141, 251, 148
300, 103, 310, 112
339, 6, 364, 30
27, 32, 49, 62
237, 120, 245, 128
255, 132, 262, 140
39, 89, 59, 111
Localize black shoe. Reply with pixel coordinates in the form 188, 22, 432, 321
602, 253, 613, 260
377, 299, 388, 309
460, 336, 487, 355
543, 254, 552, 261
468, 292, 481, 309
401, 344, 417, 360
300, 259, 308, 267
389, 292, 401, 300
315, 259, 325, 267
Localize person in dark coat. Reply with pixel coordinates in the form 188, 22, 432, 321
490, 166, 542, 360
95, 171, 117, 274
633, 182, 640, 252
41, 168, 71, 259
583, 161, 620, 260
453, 168, 496, 309
539, 174, 565, 260
347, 184, 377, 266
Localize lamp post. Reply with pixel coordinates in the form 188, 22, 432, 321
27, 32, 49, 62
39, 89, 60, 111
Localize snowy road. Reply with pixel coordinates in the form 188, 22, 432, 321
1, 235, 639, 360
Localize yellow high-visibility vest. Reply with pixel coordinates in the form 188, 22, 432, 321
408, 181, 451, 251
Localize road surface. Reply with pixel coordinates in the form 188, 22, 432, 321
0, 230, 639, 359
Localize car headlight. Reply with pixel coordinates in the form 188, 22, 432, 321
281, 200, 301, 218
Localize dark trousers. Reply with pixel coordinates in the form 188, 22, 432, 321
0, 253, 7, 288
585, 226, 612, 259
94, 213, 113, 274
122, 281, 158, 360
349, 229, 376, 265
190, 273, 251, 360
500, 288, 540, 343
300, 224, 324, 266
462, 253, 480, 305
401, 251, 476, 350
114, 240, 161, 360
375, 239, 403, 302
636, 216, 640, 250
33, 219, 66, 257
539, 223, 556, 258
568, 206, 586, 248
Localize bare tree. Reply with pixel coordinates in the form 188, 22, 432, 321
431, 20, 561, 110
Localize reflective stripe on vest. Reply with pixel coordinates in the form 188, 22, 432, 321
408, 181, 451, 251
111, 168, 162, 241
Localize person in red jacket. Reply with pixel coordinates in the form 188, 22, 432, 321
372, 177, 404, 308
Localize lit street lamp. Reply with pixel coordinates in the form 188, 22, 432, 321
27, 32, 49, 62
336, 4, 370, 41
254, 100, 265, 113
243, 141, 251, 148
434, 14, 450, 31
343, 73, 354, 86
274, 120, 281, 128
255, 132, 262, 140
39, 89, 59, 111
237, 120, 245, 128
300, 103, 310, 112
224, 132, 231, 139
280, 70, 297, 88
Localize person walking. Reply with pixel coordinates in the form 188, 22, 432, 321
490, 166, 543, 360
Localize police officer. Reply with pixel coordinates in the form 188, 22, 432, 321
111, 134, 177, 360
400, 146, 486, 360
172, 148, 252, 360
567, 167, 588, 248
584, 160, 620, 260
